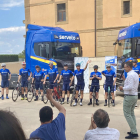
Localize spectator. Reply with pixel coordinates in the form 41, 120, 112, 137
84, 109, 120, 140
30, 89, 66, 140
0, 110, 26, 140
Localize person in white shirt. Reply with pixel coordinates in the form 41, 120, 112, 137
119, 61, 139, 139
84, 109, 120, 140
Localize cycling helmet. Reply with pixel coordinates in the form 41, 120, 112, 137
49, 58, 57, 63
22, 62, 26, 65
64, 63, 68, 66
35, 65, 40, 69
49, 62, 53, 65
76, 63, 80, 67
132, 59, 138, 63
93, 65, 98, 69
1, 63, 6, 67
106, 63, 111, 68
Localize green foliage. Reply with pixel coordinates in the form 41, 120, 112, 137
18, 50, 25, 58
0, 55, 18, 63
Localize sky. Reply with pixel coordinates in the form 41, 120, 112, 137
0, 0, 25, 54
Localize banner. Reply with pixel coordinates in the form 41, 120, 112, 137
74, 57, 89, 93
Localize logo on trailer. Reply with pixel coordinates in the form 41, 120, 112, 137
59, 35, 76, 40
119, 30, 127, 38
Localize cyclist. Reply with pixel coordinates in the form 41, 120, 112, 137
32, 65, 44, 101
72, 60, 91, 106
18, 62, 32, 100
132, 59, 140, 107
0, 63, 11, 100
43, 61, 59, 93
88, 65, 102, 106
102, 64, 116, 106
58, 63, 73, 104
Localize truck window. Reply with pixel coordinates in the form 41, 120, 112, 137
34, 42, 49, 59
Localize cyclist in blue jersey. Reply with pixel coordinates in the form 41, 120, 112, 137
0, 63, 11, 100
72, 60, 91, 106
58, 63, 74, 104
32, 65, 44, 101
88, 65, 102, 106
18, 62, 32, 100
102, 64, 116, 106
132, 59, 140, 107
43, 62, 59, 91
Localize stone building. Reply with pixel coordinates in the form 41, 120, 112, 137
24, 0, 140, 57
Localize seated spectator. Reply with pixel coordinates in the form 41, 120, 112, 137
84, 109, 120, 140
0, 110, 26, 140
30, 89, 66, 140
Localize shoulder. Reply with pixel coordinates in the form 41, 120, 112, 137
81, 69, 84, 71
108, 128, 120, 135
84, 130, 95, 139
30, 128, 40, 138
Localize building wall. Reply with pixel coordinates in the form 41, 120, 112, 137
24, 0, 140, 57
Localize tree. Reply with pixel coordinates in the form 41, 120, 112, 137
18, 50, 25, 58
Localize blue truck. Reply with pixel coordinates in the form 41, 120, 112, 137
25, 24, 82, 73
10, 24, 82, 88
114, 22, 140, 93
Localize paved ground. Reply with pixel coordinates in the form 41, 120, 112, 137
0, 88, 140, 140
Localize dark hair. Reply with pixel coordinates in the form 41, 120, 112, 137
124, 61, 133, 68
39, 106, 53, 123
0, 110, 26, 140
93, 109, 109, 128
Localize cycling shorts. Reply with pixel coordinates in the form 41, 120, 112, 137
90, 85, 100, 92
35, 82, 43, 90
1, 81, 9, 88
63, 83, 70, 91
76, 83, 85, 91
49, 81, 57, 89
105, 84, 114, 93
21, 80, 28, 87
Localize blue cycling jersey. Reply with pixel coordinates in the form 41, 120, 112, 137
133, 66, 140, 74
90, 71, 102, 85
19, 68, 31, 81
33, 71, 44, 83
45, 68, 59, 82
0, 69, 11, 81
102, 70, 116, 85
73, 69, 85, 84
61, 70, 73, 83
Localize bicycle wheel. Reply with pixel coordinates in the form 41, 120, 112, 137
43, 88, 48, 104
93, 91, 96, 107
12, 88, 19, 102
108, 87, 111, 107
27, 88, 34, 102
70, 90, 76, 106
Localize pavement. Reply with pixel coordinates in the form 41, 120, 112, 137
0, 88, 140, 140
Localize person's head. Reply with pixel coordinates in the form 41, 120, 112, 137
49, 62, 53, 69
132, 59, 137, 67
93, 65, 98, 72
0, 110, 26, 140
124, 61, 133, 72
1, 63, 6, 69
106, 64, 111, 71
93, 109, 110, 128
22, 62, 26, 69
35, 65, 40, 72
39, 106, 53, 124
64, 63, 68, 70
76, 63, 80, 70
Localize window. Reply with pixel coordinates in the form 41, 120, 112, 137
57, 3, 66, 22
34, 42, 50, 59
123, 1, 130, 15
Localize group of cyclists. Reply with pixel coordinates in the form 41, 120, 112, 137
0, 59, 118, 107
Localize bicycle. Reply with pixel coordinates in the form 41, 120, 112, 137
89, 85, 99, 107
12, 81, 22, 102
27, 82, 45, 102
70, 84, 81, 106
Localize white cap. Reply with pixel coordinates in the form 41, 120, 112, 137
106, 63, 111, 67
22, 62, 26, 65
1, 63, 6, 67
